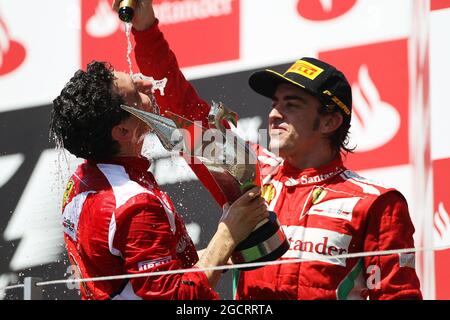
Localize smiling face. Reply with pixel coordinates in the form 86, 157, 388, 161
268, 83, 325, 161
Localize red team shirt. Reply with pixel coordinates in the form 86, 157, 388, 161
131, 20, 422, 300
62, 20, 422, 300
62, 157, 218, 299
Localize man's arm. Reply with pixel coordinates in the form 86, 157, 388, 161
363, 191, 423, 300
113, 0, 211, 125
196, 189, 268, 287
113, 0, 156, 31
118, 208, 218, 300
117, 205, 218, 300
115, 187, 267, 299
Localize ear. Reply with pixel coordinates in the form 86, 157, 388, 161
111, 123, 132, 144
321, 112, 344, 134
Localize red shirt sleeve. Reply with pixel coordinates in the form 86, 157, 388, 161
133, 20, 210, 128
114, 196, 219, 300
363, 191, 423, 300
133, 21, 238, 206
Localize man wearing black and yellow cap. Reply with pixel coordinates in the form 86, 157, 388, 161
248, 57, 354, 169
117, 0, 423, 300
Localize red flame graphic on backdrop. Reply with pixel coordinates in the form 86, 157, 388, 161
319, 39, 409, 171
433, 158, 450, 299
0, 16, 26, 75
297, 0, 357, 21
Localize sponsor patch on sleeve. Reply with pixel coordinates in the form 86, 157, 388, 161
138, 256, 172, 272
307, 196, 361, 221
398, 253, 416, 269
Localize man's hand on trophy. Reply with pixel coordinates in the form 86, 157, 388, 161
196, 188, 269, 286
112, 0, 156, 31
219, 187, 269, 245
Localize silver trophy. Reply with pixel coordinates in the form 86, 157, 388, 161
121, 103, 289, 270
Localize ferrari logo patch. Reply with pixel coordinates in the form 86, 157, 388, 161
311, 186, 327, 205
62, 179, 74, 208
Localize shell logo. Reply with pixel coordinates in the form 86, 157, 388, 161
0, 16, 26, 76
296, 0, 357, 21
262, 184, 276, 205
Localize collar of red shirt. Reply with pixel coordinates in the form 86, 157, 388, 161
88, 156, 151, 172
279, 156, 346, 186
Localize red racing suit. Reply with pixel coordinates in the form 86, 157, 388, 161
132, 21, 422, 300
62, 156, 219, 300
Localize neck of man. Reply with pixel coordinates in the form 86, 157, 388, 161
116, 142, 143, 158
283, 144, 338, 170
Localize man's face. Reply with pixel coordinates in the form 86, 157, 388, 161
113, 71, 153, 112
268, 83, 323, 159
113, 71, 153, 148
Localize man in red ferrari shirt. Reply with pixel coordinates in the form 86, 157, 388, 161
115, 0, 423, 299
50, 60, 268, 299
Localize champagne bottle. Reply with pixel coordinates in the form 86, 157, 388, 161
118, 0, 136, 23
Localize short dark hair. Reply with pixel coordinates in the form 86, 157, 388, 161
50, 61, 129, 160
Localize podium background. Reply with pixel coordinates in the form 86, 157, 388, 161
0, 0, 449, 299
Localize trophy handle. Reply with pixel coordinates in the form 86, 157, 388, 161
208, 101, 238, 131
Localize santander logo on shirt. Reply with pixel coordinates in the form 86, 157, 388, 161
0, 15, 26, 76
282, 226, 352, 266
296, 0, 357, 21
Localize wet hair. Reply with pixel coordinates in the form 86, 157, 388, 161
50, 61, 129, 160
317, 101, 355, 155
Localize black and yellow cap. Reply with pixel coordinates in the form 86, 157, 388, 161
248, 57, 352, 117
